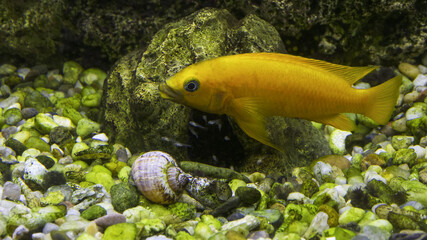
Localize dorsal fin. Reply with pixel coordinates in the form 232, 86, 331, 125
236, 52, 379, 85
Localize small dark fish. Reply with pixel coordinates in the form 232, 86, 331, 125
189, 121, 207, 130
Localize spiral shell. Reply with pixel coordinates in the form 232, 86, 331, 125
131, 151, 190, 204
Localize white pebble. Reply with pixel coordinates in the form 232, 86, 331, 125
413, 74, 427, 88
406, 106, 426, 120
53, 115, 76, 129
364, 171, 387, 185
92, 133, 108, 142
419, 65, 427, 74
403, 90, 420, 103
408, 145, 427, 159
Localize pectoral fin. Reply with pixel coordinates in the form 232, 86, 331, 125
230, 97, 283, 152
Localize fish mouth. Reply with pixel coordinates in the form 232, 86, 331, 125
159, 83, 183, 102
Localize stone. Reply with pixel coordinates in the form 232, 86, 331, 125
79, 68, 107, 86
21, 108, 38, 119
338, 207, 365, 225
391, 135, 415, 150
81, 205, 107, 220
1, 181, 21, 201
110, 183, 139, 213
4, 108, 22, 125
249, 209, 284, 229
23, 91, 53, 113
63, 61, 84, 85
398, 63, 420, 79
76, 118, 101, 138
94, 212, 127, 229
329, 129, 352, 155
235, 186, 261, 206
35, 113, 58, 134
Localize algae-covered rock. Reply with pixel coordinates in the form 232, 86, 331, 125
76, 118, 101, 138
102, 222, 137, 240
4, 108, 22, 125
102, 8, 330, 172
24, 91, 53, 113
110, 183, 139, 213
81, 205, 107, 220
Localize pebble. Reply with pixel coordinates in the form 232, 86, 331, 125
1, 181, 21, 201
94, 212, 126, 229
398, 63, 420, 79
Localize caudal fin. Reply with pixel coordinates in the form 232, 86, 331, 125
364, 75, 402, 125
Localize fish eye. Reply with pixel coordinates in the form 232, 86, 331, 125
184, 79, 200, 92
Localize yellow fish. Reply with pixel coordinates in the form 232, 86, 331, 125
159, 53, 402, 151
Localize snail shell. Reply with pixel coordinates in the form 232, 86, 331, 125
131, 151, 191, 204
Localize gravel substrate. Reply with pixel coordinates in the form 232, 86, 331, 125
1, 56, 427, 240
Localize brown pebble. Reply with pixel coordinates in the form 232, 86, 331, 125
314, 155, 351, 170
398, 63, 420, 79
361, 154, 386, 171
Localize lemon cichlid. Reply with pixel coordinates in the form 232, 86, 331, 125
159, 53, 402, 151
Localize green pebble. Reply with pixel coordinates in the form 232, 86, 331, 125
168, 202, 196, 221
0, 64, 17, 74
110, 183, 139, 213
35, 113, 58, 134
176, 231, 196, 240
85, 172, 115, 192
62, 108, 83, 125
391, 135, 414, 150
25, 136, 50, 152
81, 93, 102, 107
76, 233, 97, 240
76, 118, 100, 138
5, 137, 27, 155
322, 227, 356, 239
11, 130, 31, 144
194, 222, 214, 240
63, 61, 84, 85
118, 166, 131, 182
40, 191, 65, 206
235, 186, 261, 205
301, 178, 319, 198
136, 218, 165, 237
201, 214, 222, 231
81, 86, 97, 97
387, 212, 419, 230
338, 207, 365, 225
3, 73, 22, 87
4, 108, 22, 125
71, 142, 90, 160
102, 223, 137, 240
228, 179, 247, 193
366, 219, 393, 233
34, 75, 59, 89
250, 209, 283, 229
79, 68, 107, 86
81, 205, 107, 220
24, 90, 53, 112
91, 165, 112, 175
55, 94, 82, 110
393, 148, 417, 166
358, 211, 378, 227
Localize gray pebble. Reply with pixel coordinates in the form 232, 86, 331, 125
0, 84, 11, 98
248, 230, 270, 239
1, 126, 18, 139
1, 181, 21, 201
94, 212, 126, 229
0, 95, 19, 109
42, 222, 59, 234
211, 196, 241, 217
12, 225, 29, 239
21, 108, 39, 119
